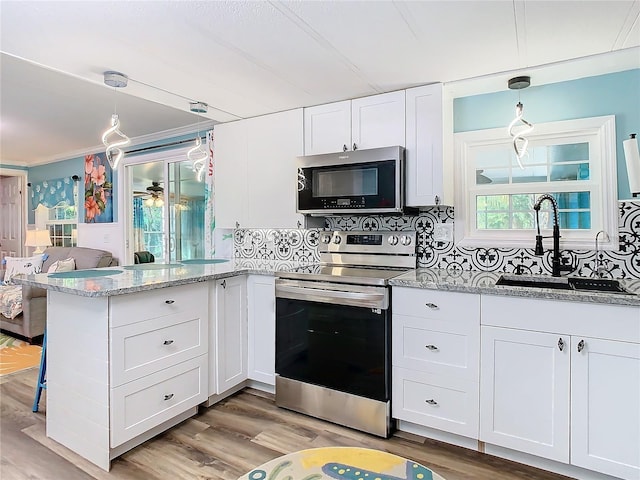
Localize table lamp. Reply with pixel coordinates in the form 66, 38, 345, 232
25, 229, 52, 254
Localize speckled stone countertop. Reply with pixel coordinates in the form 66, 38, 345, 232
389, 268, 640, 307
12, 258, 311, 298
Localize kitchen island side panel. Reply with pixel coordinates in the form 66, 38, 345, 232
46, 291, 111, 470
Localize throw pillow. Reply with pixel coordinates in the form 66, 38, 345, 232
47, 257, 76, 273
3, 255, 45, 284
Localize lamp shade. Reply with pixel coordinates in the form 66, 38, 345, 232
25, 229, 52, 253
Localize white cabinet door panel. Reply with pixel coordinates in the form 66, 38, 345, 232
405, 83, 444, 206
351, 91, 405, 150
303, 100, 351, 155
247, 275, 275, 385
480, 326, 570, 463
214, 120, 248, 229
571, 337, 640, 479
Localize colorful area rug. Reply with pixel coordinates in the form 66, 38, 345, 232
239, 447, 445, 480
0, 333, 41, 376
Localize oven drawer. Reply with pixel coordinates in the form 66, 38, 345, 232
392, 366, 479, 439
392, 287, 480, 320
392, 313, 478, 380
110, 355, 207, 447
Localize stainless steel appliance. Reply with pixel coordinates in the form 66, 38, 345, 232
275, 230, 416, 437
296, 146, 405, 215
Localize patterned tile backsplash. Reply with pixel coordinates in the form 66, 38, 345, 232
234, 200, 640, 279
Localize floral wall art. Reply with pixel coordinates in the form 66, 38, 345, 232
84, 153, 113, 223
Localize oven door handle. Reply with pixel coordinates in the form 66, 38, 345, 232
276, 284, 388, 310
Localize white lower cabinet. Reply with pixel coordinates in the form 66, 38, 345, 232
213, 275, 248, 395
247, 275, 275, 385
480, 326, 570, 463
571, 337, 640, 479
392, 287, 480, 439
481, 295, 640, 480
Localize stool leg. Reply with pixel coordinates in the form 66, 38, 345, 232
32, 330, 47, 413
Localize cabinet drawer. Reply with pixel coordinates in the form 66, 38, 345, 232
393, 287, 480, 320
110, 283, 207, 327
110, 355, 207, 447
392, 366, 478, 439
392, 314, 478, 379
110, 311, 207, 386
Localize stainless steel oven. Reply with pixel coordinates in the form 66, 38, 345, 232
296, 146, 405, 215
275, 231, 416, 437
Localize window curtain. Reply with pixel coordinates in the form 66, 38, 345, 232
30, 176, 76, 210
132, 197, 146, 252
204, 130, 216, 258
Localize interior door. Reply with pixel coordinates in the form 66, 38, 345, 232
0, 175, 24, 262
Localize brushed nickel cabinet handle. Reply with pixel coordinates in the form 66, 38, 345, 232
353, 143, 358, 151
163, 340, 174, 345
577, 339, 585, 353
164, 393, 174, 401
235, 221, 240, 229
165, 300, 175, 305
425, 399, 438, 405
343, 144, 348, 152
558, 337, 565, 351
425, 303, 439, 310
425, 344, 439, 351
221, 280, 226, 289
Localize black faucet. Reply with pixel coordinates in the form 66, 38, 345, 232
533, 194, 572, 277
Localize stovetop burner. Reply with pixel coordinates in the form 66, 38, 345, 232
278, 231, 416, 286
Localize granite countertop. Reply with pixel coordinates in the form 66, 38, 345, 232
12, 258, 313, 298
389, 268, 640, 306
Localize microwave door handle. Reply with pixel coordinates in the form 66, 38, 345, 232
275, 284, 387, 310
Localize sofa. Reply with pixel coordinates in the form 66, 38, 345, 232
0, 246, 116, 342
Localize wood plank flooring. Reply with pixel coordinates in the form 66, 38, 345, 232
1, 367, 572, 480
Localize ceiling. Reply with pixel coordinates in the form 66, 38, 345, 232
1, 0, 639, 167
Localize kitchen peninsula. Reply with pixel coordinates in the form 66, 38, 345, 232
14, 258, 303, 471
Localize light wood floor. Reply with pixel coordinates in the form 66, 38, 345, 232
1, 367, 572, 480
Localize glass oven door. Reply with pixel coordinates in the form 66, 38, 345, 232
275, 296, 390, 402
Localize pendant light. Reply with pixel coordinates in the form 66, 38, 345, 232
101, 71, 131, 170
188, 101, 209, 182
623, 133, 640, 197
507, 75, 534, 169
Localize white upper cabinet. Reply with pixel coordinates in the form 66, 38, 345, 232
405, 83, 444, 207
215, 109, 304, 229
303, 91, 405, 155
303, 100, 351, 155
214, 120, 248, 229
351, 91, 405, 151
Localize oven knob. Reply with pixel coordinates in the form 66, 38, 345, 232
321, 234, 332, 244
333, 235, 342, 244
388, 235, 398, 246
400, 235, 412, 246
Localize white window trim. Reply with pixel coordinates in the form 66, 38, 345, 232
454, 115, 618, 250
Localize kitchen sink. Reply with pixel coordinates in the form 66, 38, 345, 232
496, 275, 633, 294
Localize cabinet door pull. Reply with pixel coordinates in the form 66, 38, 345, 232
235, 221, 240, 229
221, 280, 226, 289
425, 344, 439, 351
297, 220, 302, 228
425, 303, 439, 310
165, 300, 175, 305
558, 337, 565, 351
163, 340, 174, 346
577, 339, 585, 353
353, 143, 358, 151
343, 144, 348, 152
163, 393, 174, 401
425, 399, 438, 405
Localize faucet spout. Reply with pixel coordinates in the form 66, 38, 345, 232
533, 194, 571, 277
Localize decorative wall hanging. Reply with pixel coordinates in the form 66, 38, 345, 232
84, 153, 114, 223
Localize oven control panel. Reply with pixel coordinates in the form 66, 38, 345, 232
320, 231, 416, 256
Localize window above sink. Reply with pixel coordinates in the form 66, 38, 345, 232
454, 116, 619, 251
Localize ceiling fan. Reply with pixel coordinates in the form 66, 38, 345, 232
134, 181, 165, 206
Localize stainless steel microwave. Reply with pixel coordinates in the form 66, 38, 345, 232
296, 146, 405, 216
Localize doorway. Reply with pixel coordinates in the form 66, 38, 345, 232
125, 148, 206, 264
0, 173, 26, 263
